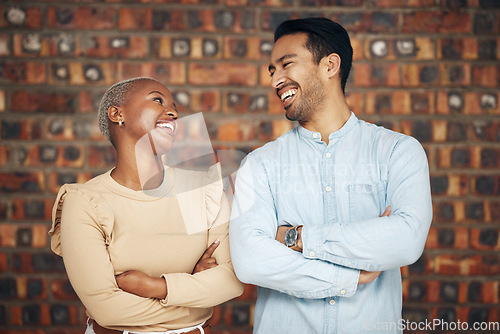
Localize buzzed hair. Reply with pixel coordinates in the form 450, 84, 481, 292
98, 77, 159, 145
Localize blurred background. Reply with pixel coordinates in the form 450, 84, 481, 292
0, 0, 499, 333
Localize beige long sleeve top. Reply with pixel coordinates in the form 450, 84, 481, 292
49, 164, 243, 332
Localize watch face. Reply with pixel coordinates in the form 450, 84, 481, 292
285, 228, 298, 247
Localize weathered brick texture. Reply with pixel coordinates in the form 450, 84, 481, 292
0, 0, 499, 333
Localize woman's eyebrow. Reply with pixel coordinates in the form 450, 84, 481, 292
148, 90, 166, 96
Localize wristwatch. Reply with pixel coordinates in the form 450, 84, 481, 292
285, 225, 302, 251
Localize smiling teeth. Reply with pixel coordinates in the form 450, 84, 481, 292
280, 89, 297, 102
157, 123, 174, 131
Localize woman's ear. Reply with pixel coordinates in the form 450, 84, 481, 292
107, 106, 122, 124
323, 53, 341, 79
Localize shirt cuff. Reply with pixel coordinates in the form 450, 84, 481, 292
159, 274, 170, 306
333, 265, 359, 298
301, 224, 340, 260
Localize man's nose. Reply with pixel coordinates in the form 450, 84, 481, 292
271, 71, 285, 90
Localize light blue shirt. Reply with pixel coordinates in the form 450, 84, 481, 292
229, 113, 432, 334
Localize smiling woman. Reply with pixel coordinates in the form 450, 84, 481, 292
48, 77, 244, 334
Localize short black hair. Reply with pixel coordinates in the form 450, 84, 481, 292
274, 17, 353, 94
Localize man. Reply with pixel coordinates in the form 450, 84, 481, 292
229, 18, 432, 333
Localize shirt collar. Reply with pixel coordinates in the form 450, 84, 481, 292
297, 111, 359, 143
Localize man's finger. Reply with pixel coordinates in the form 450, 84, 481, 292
201, 239, 220, 260
381, 206, 391, 217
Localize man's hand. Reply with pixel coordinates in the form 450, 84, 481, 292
276, 225, 303, 251
192, 239, 220, 274
115, 270, 167, 299
358, 270, 381, 284
357, 206, 391, 286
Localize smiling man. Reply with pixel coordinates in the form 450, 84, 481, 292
229, 18, 433, 333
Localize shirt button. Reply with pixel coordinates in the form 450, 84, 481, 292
309, 251, 315, 257
313, 133, 318, 139
326, 153, 331, 158
329, 299, 335, 305
326, 186, 332, 192
340, 289, 346, 295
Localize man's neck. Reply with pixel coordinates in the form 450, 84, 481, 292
300, 97, 352, 146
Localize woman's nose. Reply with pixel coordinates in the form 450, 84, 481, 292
166, 109, 178, 119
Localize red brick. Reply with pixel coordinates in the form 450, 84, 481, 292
471, 175, 499, 196
188, 9, 257, 33
216, 120, 256, 141
189, 90, 221, 113
346, 92, 364, 114
48, 172, 93, 194
224, 37, 263, 60
368, 0, 437, 6
51, 279, 78, 300
470, 120, 500, 142
84, 35, 148, 59
472, 65, 500, 87
11, 199, 53, 221
0, 201, 7, 220
236, 284, 257, 301
332, 12, 399, 33
425, 227, 469, 249
3, 62, 46, 84
47, 6, 115, 29
189, 63, 257, 86
470, 228, 500, 250
0, 172, 45, 193
0, 89, 5, 112
118, 8, 152, 30
0, 224, 16, 247
21, 145, 85, 168
49, 62, 114, 86
482, 281, 499, 304
12, 34, 67, 58
1, 119, 43, 140
401, 64, 439, 87
227, 0, 292, 5
16, 277, 48, 300
365, 38, 435, 60
0, 6, 43, 29
116, 62, 187, 86
0, 146, 10, 167
10, 91, 76, 114
0, 33, 10, 56
349, 37, 362, 61
33, 225, 48, 248
0, 252, 7, 272
352, 64, 400, 87
440, 63, 471, 86
436, 91, 498, 115
258, 119, 292, 141
403, 11, 471, 33
88, 145, 116, 168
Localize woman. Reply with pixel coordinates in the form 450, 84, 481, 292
49, 77, 244, 334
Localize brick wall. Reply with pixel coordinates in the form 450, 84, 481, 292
1, 0, 499, 333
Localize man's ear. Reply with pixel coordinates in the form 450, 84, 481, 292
107, 106, 122, 124
323, 53, 341, 79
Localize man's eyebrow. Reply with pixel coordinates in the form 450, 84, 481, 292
148, 90, 166, 96
268, 53, 297, 72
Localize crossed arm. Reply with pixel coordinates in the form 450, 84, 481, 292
274, 206, 393, 285
116, 240, 221, 298
229, 137, 432, 297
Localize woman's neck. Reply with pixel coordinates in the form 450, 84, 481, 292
111, 148, 165, 191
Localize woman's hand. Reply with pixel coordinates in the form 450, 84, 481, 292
192, 239, 220, 274
115, 270, 167, 299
